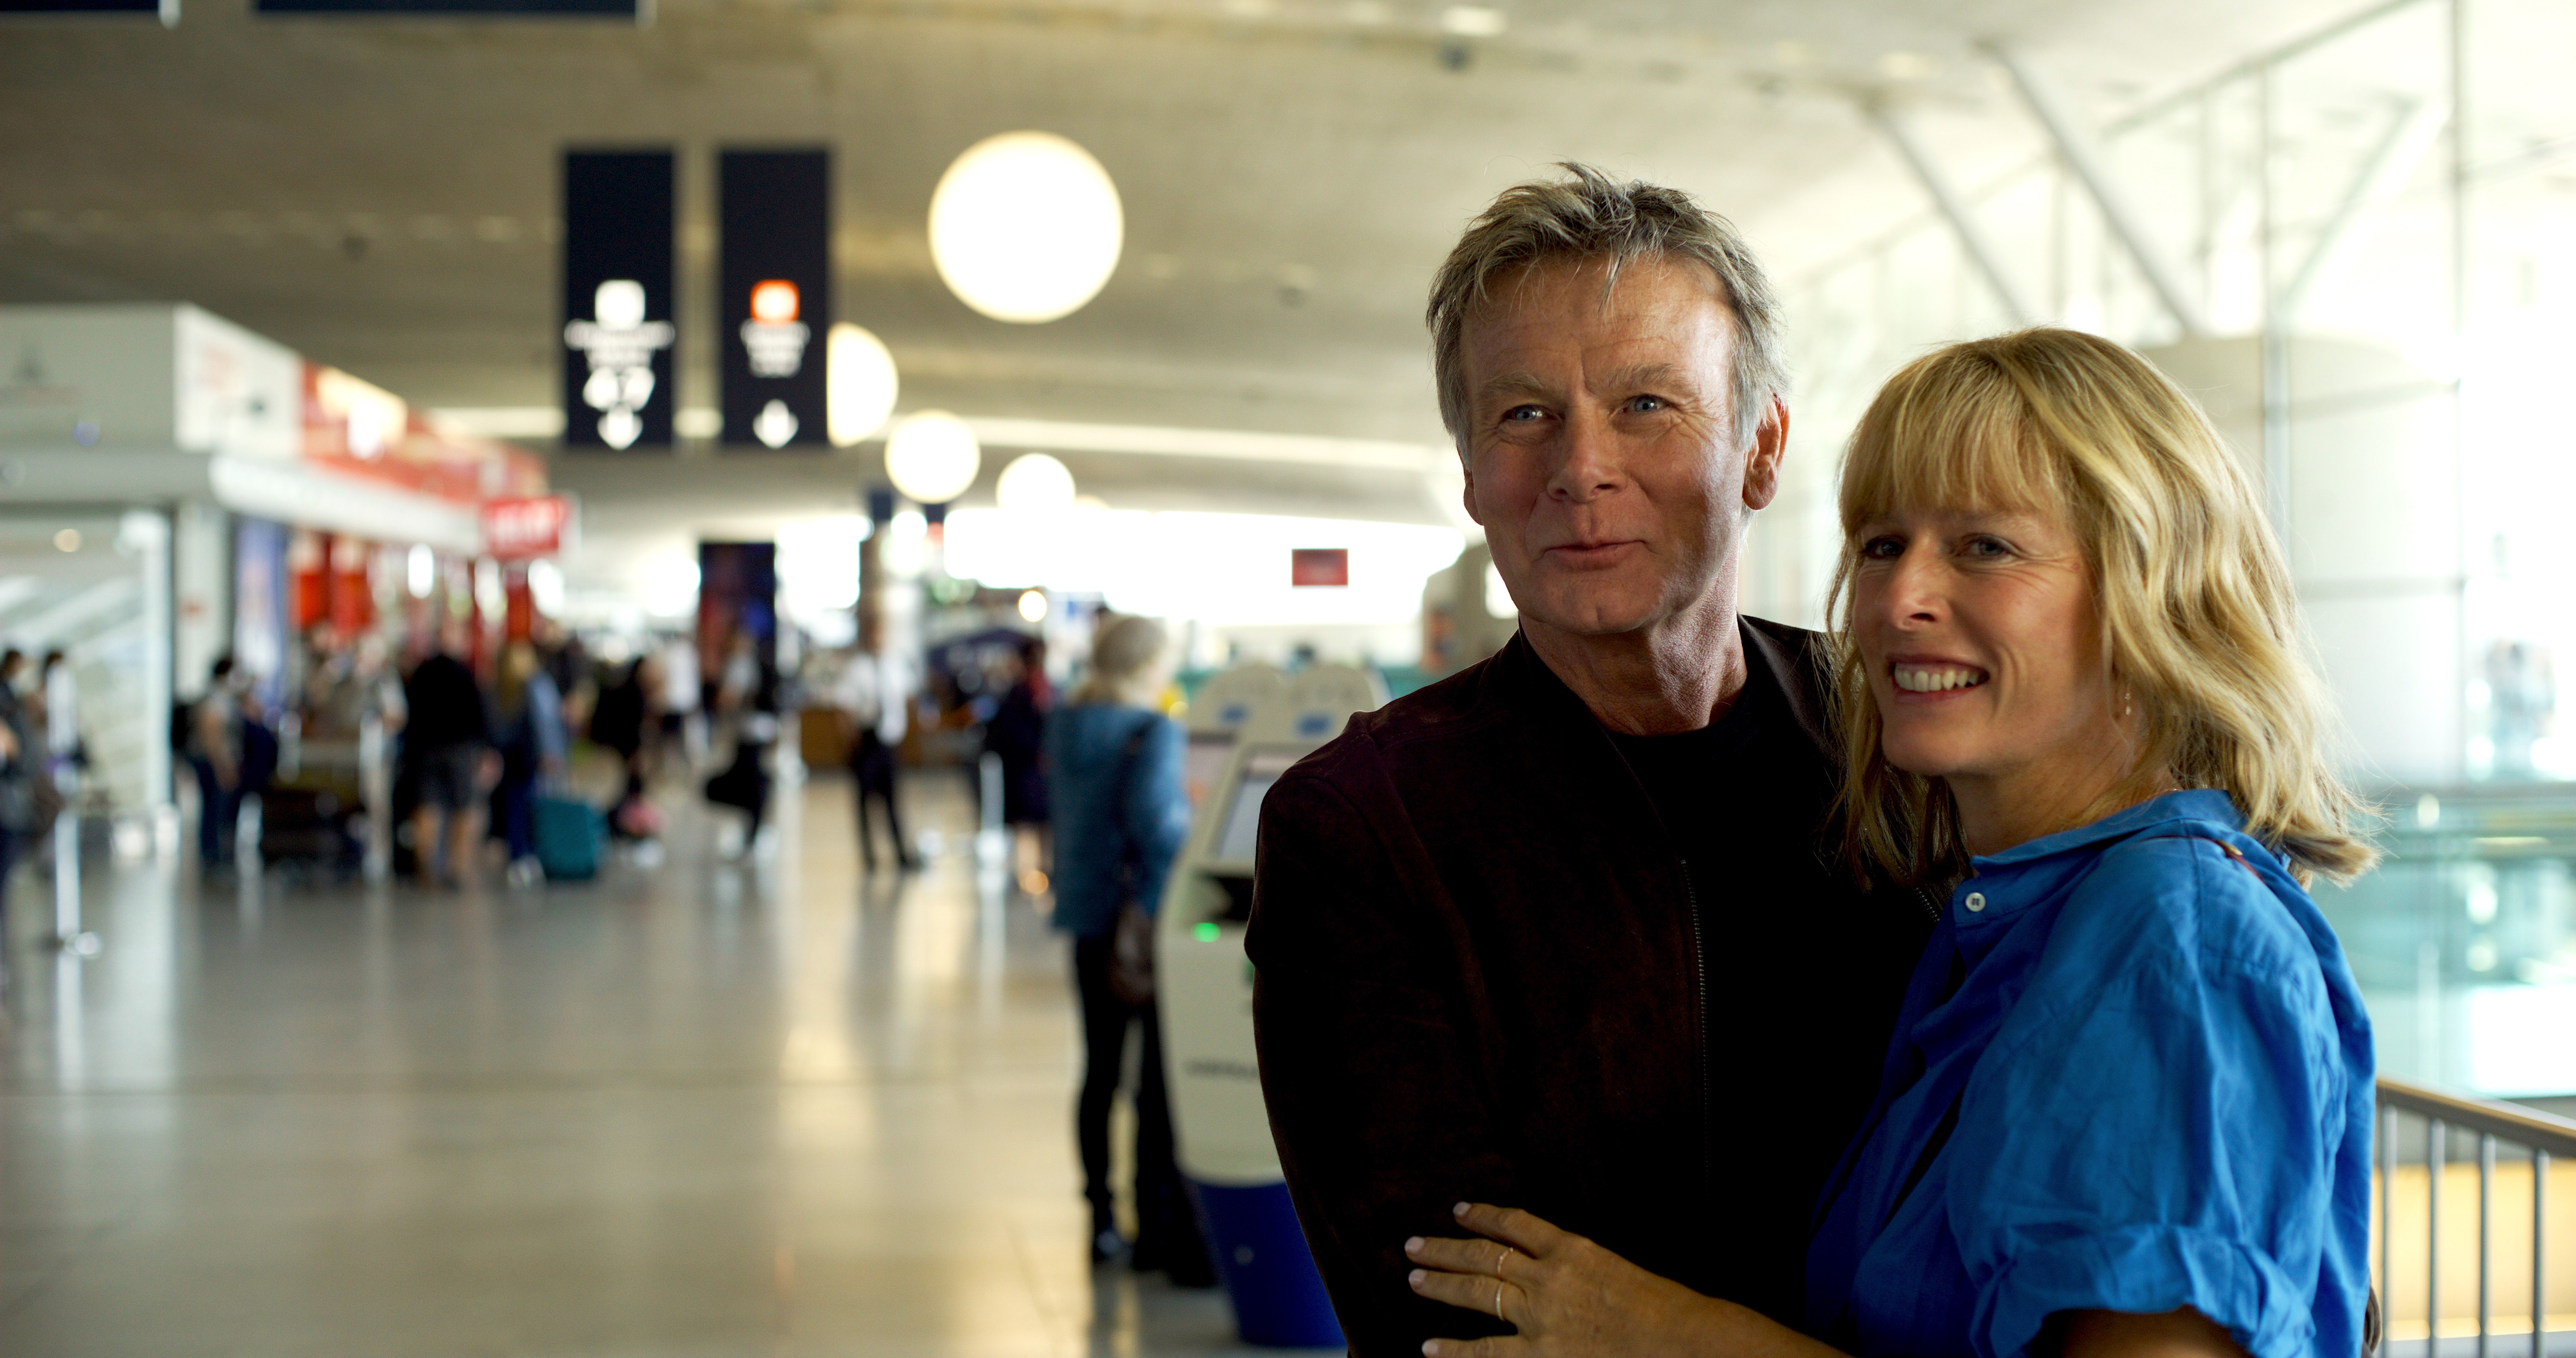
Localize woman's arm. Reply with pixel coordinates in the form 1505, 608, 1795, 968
2058, 1308, 2248, 1358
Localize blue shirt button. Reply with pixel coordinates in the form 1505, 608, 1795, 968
1963, 892, 1986, 913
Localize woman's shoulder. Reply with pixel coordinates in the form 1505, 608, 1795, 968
2067, 813, 2329, 994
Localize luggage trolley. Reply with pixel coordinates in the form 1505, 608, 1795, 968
1159, 663, 1385, 1348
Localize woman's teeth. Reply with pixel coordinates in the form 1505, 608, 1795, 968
1892, 665, 1988, 693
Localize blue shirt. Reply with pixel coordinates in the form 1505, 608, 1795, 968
1804, 790, 2374, 1358
1042, 703, 1191, 939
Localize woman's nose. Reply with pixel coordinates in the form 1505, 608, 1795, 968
1879, 547, 1946, 625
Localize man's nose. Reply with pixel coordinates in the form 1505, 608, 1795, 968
1546, 406, 1629, 503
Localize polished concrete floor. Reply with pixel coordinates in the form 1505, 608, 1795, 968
0, 771, 1307, 1358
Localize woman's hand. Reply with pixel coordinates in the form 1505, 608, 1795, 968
1405, 1202, 1837, 1358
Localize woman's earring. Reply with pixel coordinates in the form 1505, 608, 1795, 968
2121, 692, 2135, 720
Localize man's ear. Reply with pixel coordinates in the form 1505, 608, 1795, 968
1740, 395, 1789, 513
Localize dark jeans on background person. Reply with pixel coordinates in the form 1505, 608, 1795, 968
189, 755, 237, 865
497, 774, 538, 862
851, 730, 913, 870
1071, 932, 1209, 1283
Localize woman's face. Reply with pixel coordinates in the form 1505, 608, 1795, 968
1851, 502, 2122, 793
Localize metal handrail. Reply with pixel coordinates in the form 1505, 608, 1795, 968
2381, 1077, 2576, 1157
2373, 1078, 2567, 1358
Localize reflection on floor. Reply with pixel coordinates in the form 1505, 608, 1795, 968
0, 772, 1325, 1358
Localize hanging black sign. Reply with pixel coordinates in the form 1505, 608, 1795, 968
718, 148, 830, 450
561, 149, 675, 450
2, 0, 171, 17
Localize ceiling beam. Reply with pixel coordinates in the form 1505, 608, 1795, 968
1985, 41, 2213, 339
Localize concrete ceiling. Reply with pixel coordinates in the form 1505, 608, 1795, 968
0, 0, 2372, 560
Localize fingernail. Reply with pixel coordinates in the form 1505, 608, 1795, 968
1409, 1268, 1426, 1286
1452, 1201, 1469, 1216
1405, 1237, 1424, 1254
1423, 1343, 1441, 1357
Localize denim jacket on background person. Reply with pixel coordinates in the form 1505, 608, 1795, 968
1043, 702, 1190, 941
1804, 789, 2376, 1358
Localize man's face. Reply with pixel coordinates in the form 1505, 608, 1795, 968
1458, 255, 1783, 642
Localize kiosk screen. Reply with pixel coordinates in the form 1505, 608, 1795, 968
1213, 750, 1301, 863
1184, 733, 1234, 810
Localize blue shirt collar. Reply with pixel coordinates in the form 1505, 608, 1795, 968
1968, 788, 2243, 874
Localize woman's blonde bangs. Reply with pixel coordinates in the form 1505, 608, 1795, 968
1838, 349, 2071, 537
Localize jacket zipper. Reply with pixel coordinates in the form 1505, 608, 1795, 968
1681, 858, 1711, 1192
1914, 885, 1941, 922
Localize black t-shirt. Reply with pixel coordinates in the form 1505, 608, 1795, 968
402, 653, 490, 752
1603, 650, 1932, 1325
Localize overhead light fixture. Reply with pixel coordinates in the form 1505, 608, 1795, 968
1440, 4, 1504, 35
995, 451, 1076, 514
883, 410, 981, 504
929, 131, 1124, 324
1017, 589, 1047, 623
826, 323, 899, 446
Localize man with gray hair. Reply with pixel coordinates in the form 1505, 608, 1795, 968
1248, 165, 1931, 1351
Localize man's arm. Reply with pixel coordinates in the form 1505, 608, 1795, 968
1248, 766, 1521, 1357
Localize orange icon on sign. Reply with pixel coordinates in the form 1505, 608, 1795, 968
750, 280, 800, 323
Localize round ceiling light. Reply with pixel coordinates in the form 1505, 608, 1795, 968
995, 452, 1076, 514
883, 410, 981, 505
827, 323, 899, 446
929, 131, 1124, 323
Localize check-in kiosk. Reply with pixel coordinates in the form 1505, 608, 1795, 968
1161, 664, 1385, 1347
1181, 662, 1286, 812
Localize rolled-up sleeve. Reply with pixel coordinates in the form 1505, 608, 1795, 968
1946, 844, 2348, 1358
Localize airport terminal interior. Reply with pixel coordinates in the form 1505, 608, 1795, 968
2, 0, 2574, 1352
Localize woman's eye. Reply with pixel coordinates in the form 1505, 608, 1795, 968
1860, 536, 1904, 560
1964, 537, 2013, 559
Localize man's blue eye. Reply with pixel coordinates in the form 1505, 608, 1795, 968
1629, 395, 1667, 413
1502, 406, 1545, 422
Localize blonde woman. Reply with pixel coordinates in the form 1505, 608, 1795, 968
1403, 330, 2377, 1358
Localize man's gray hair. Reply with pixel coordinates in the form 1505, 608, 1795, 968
1427, 163, 1788, 458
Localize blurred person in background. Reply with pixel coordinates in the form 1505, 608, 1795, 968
491, 639, 568, 884
402, 621, 495, 887
0, 650, 36, 934
1041, 616, 1211, 1285
984, 635, 1052, 891
658, 635, 702, 772
835, 615, 919, 874
185, 654, 248, 869
703, 632, 778, 860
589, 653, 660, 838
31, 649, 78, 842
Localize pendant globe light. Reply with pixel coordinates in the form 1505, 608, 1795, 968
995, 452, 1076, 514
884, 410, 981, 505
930, 132, 1124, 323
826, 323, 899, 446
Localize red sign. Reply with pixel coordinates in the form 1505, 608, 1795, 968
483, 495, 575, 560
1291, 548, 1349, 587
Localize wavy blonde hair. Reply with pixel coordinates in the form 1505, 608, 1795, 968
1826, 328, 2377, 887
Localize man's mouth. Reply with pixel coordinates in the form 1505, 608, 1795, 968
1891, 664, 1988, 693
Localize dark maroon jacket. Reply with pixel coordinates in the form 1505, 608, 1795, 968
1247, 619, 1933, 1356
